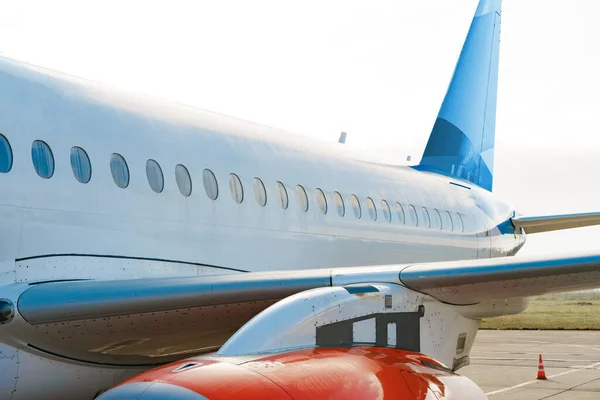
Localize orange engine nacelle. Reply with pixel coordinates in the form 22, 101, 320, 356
98, 347, 486, 399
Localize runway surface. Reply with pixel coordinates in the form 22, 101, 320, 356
461, 330, 600, 399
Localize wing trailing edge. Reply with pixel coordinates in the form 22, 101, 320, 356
511, 212, 600, 234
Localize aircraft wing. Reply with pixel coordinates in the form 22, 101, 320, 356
397, 252, 600, 304
17, 270, 332, 324
18, 252, 600, 322
10, 270, 335, 366
8, 252, 600, 367
511, 212, 600, 234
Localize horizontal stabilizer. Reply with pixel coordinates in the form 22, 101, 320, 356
511, 212, 600, 234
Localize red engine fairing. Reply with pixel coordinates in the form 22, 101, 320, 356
99, 347, 485, 399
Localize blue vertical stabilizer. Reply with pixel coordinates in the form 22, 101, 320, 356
418, 0, 501, 191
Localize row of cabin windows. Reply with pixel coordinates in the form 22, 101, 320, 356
0, 134, 465, 232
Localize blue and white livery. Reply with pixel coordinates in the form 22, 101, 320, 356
2, 1, 600, 398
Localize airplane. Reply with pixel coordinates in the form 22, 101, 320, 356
2, 0, 600, 398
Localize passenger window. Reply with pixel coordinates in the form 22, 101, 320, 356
203, 169, 219, 200
408, 204, 418, 226
421, 207, 431, 228
296, 185, 309, 212
276, 181, 288, 209
146, 159, 164, 193
229, 173, 244, 203
456, 212, 465, 232
366, 197, 377, 221
381, 200, 391, 223
253, 177, 267, 206
316, 188, 327, 214
350, 195, 362, 219
110, 153, 129, 188
70, 146, 91, 184
109, 153, 129, 188
0, 134, 13, 173
395, 202, 405, 224
433, 208, 443, 230
445, 211, 454, 231
31, 140, 55, 179
175, 164, 192, 197
333, 191, 345, 217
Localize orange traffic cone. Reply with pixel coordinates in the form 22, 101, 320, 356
537, 354, 547, 380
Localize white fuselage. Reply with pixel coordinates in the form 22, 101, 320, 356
0, 56, 524, 399
0, 57, 523, 285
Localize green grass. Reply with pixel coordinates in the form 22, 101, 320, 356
481, 294, 600, 330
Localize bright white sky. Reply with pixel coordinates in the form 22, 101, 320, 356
1, 0, 600, 257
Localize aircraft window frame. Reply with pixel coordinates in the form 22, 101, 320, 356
175, 164, 192, 197
70, 146, 92, 184
445, 210, 454, 231
381, 200, 392, 223
253, 177, 267, 207
296, 185, 309, 212
433, 208, 443, 230
229, 173, 244, 203
315, 188, 328, 214
366, 197, 377, 221
203, 169, 219, 200
0, 133, 13, 173
31, 140, 55, 179
421, 207, 431, 228
408, 204, 418, 226
350, 194, 362, 219
276, 181, 288, 209
146, 159, 164, 193
110, 153, 129, 189
456, 212, 465, 232
395, 202, 405, 225
333, 191, 345, 217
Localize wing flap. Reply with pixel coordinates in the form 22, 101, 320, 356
511, 212, 600, 234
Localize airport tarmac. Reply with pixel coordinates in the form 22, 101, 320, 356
461, 330, 600, 399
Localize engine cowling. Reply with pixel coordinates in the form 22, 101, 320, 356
100, 283, 489, 398
98, 347, 485, 399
